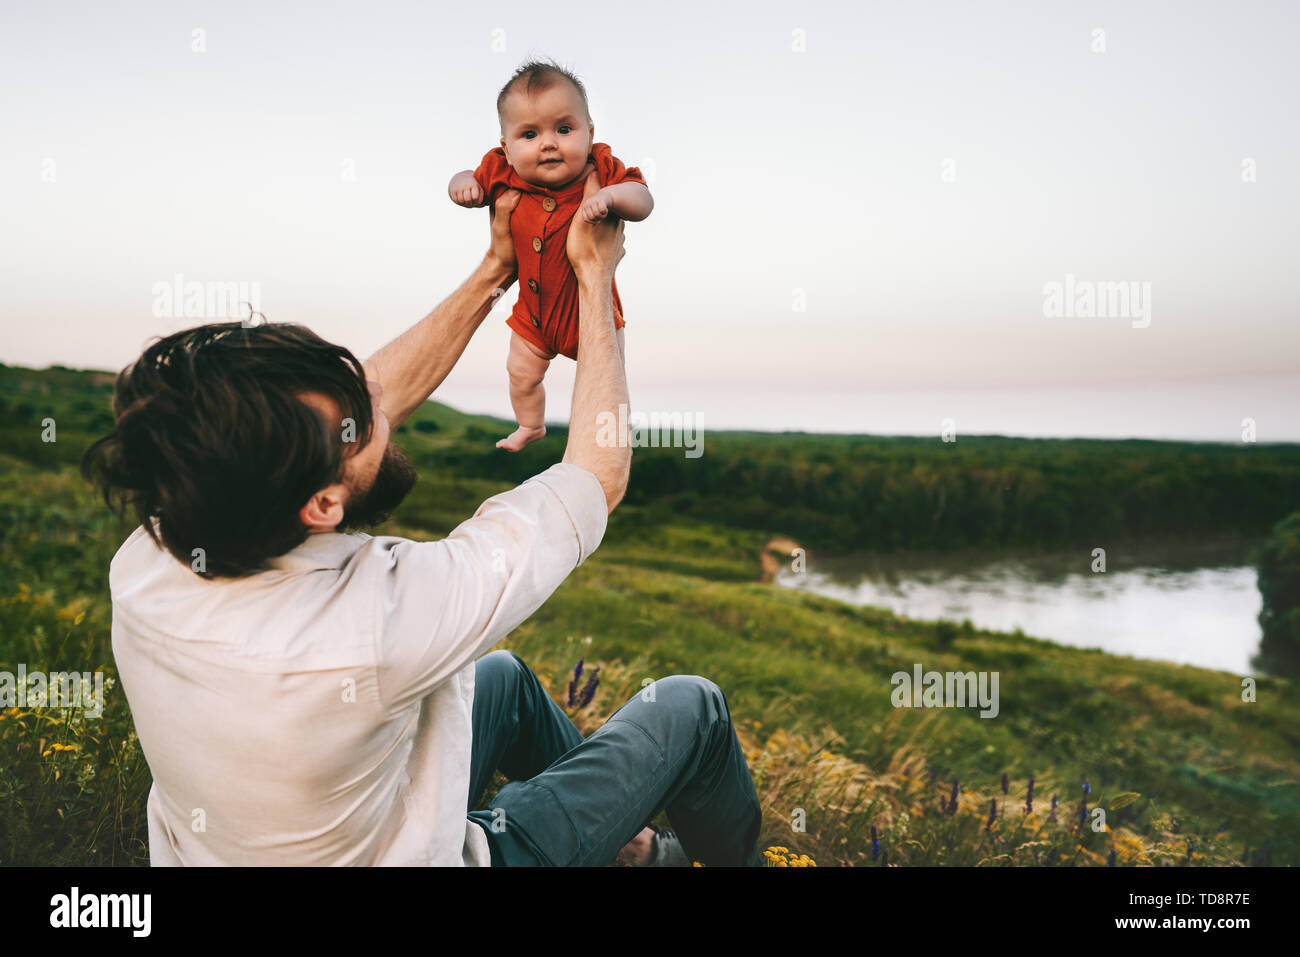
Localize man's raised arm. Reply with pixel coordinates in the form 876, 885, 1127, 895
363, 190, 522, 430
562, 173, 632, 514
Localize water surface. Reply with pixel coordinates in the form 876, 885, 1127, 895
775, 536, 1264, 674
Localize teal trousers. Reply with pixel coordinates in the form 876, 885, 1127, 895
466, 650, 763, 866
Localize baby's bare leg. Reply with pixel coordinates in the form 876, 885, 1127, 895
497, 332, 553, 452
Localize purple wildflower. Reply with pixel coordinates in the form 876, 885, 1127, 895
566, 659, 584, 707
880, 847, 888, 867
1082, 779, 1091, 797
1107, 848, 1116, 867
1001, 772, 1009, 794
1049, 792, 1059, 823
871, 825, 880, 861
947, 779, 960, 816
1025, 775, 1035, 814
577, 667, 601, 708
986, 798, 997, 831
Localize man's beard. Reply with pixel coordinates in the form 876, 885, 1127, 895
339, 442, 419, 531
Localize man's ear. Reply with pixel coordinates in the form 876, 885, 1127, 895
299, 481, 348, 533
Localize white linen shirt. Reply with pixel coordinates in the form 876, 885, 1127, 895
108, 462, 608, 866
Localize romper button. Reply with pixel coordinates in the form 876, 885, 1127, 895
528, 278, 539, 293
541, 197, 557, 212
532, 237, 543, 253
531, 315, 541, 328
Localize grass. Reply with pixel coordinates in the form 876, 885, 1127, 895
1, 365, 1297, 866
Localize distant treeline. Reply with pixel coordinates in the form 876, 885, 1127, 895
4, 364, 1298, 554
442, 427, 1300, 553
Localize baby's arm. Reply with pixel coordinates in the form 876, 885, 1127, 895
580, 182, 653, 224
449, 169, 487, 207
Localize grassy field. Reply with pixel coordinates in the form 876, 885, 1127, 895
1, 363, 1297, 866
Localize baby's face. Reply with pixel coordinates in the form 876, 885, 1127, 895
498, 82, 594, 190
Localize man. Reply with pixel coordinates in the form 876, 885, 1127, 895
83, 174, 763, 866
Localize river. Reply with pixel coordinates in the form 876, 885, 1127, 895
774, 535, 1265, 675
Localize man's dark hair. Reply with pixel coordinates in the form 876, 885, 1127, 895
82, 322, 375, 579
496, 56, 592, 130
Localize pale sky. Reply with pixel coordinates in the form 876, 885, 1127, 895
2, 0, 1297, 439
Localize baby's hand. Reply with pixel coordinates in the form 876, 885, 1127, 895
579, 187, 613, 224
449, 171, 486, 208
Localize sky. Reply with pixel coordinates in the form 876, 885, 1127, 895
2, 0, 1297, 440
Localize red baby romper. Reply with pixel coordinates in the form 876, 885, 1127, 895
472, 141, 646, 360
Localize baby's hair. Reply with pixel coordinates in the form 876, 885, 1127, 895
497, 55, 592, 131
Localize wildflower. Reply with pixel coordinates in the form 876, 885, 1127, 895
1082, 779, 1091, 797
1001, 772, 1008, 794
871, 825, 880, 861
1107, 848, 1116, 867
1050, 792, 1059, 823
947, 778, 960, 816
986, 798, 997, 831
1025, 775, 1035, 814
566, 659, 584, 707
880, 848, 888, 867
577, 667, 601, 708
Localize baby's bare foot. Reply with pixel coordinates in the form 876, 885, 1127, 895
495, 425, 546, 452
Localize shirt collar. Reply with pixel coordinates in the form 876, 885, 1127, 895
265, 530, 370, 573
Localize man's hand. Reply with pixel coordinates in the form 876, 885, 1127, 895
566, 173, 625, 287
488, 189, 522, 277
562, 171, 631, 514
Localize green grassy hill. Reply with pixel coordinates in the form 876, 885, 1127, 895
1, 363, 1296, 866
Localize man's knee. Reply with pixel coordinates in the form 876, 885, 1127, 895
476, 649, 533, 696
478, 648, 518, 677
648, 674, 730, 724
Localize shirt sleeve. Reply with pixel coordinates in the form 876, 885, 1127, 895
593, 143, 647, 189
472, 147, 515, 203
371, 462, 608, 715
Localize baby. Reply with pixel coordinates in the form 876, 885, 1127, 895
448, 61, 654, 451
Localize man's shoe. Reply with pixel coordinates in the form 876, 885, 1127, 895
643, 822, 691, 866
